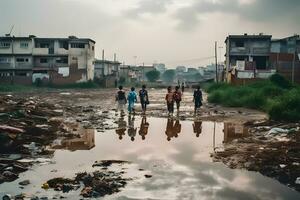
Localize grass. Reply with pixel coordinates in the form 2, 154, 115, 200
0, 84, 37, 92
206, 74, 300, 122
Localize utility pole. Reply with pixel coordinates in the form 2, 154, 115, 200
215, 41, 218, 83
292, 50, 296, 83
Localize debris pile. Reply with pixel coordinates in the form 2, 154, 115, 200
213, 121, 300, 192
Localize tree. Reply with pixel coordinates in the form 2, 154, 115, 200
162, 69, 176, 83
146, 70, 160, 82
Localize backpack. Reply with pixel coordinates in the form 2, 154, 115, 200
117, 90, 126, 101
173, 91, 182, 102
139, 90, 148, 102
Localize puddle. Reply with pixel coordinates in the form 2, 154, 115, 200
0, 117, 299, 199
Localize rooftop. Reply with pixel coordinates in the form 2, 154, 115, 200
0, 35, 95, 43
225, 34, 272, 42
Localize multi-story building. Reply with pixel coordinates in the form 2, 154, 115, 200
270, 35, 300, 83
0, 35, 95, 85
225, 34, 275, 84
94, 59, 121, 87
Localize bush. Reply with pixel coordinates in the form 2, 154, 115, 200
207, 75, 300, 122
270, 74, 292, 89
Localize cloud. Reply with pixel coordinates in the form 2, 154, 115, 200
174, 0, 300, 30
124, 0, 173, 18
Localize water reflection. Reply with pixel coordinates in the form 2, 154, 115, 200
193, 119, 202, 137
52, 129, 95, 151
165, 118, 182, 141
128, 115, 137, 141
139, 116, 149, 140
116, 116, 127, 140
223, 122, 249, 143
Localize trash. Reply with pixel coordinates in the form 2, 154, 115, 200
0, 125, 24, 133
41, 183, 50, 190
19, 179, 30, 186
267, 128, 290, 135
295, 177, 300, 185
279, 164, 286, 169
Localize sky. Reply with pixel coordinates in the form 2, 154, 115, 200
0, 0, 300, 68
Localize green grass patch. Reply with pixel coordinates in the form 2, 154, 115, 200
0, 84, 36, 92
207, 74, 300, 122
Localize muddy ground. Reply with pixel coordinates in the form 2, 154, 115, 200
0, 88, 299, 198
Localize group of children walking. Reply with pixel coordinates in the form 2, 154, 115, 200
115, 84, 203, 115
115, 85, 149, 114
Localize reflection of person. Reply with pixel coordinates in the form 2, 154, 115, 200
128, 87, 138, 114
173, 120, 181, 138
139, 116, 149, 140
193, 120, 202, 137
165, 118, 174, 141
128, 115, 137, 141
165, 118, 182, 141
193, 86, 203, 114
115, 117, 127, 140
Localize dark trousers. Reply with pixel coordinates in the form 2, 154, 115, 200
167, 102, 174, 113
175, 101, 180, 110
141, 102, 147, 111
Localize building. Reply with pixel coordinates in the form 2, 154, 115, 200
0, 35, 95, 85
94, 59, 121, 87
225, 34, 275, 84
270, 35, 300, 83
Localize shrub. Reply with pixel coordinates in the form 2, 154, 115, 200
269, 74, 292, 89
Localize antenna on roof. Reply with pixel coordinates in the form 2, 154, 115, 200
5, 25, 14, 37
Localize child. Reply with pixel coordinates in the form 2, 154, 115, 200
116, 86, 127, 114
173, 86, 182, 112
193, 86, 203, 114
165, 86, 174, 115
127, 87, 138, 114
139, 85, 149, 114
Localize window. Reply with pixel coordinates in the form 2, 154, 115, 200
0, 42, 10, 48
40, 43, 49, 48
59, 42, 69, 50
0, 58, 10, 63
70, 43, 85, 48
40, 58, 48, 63
20, 42, 29, 48
15, 72, 28, 76
56, 58, 68, 64
16, 58, 29, 63
92, 46, 94, 51
236, 41, 245, 47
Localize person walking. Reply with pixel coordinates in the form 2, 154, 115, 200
127, 87, 138, 114
173, 86, 182, 113
181, 82, 185, 93
116, 86, 127, 114
165, 86, 174, 116
193, 85, 203, 114
139, 85, 149, 114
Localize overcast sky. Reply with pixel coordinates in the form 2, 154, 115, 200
0, 0, 300, 67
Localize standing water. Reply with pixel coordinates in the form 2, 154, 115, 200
0, 116, 299, 200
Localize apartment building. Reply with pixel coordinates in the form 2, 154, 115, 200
0, 35, 95, 85
225, 34, 275, 84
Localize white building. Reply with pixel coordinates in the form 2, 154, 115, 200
0, 35, 95, 85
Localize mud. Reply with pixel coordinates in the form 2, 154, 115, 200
1, 88, 299, 198
213, 121, 300, 192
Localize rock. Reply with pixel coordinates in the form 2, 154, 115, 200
295, 177, 300, 185
80, 187, 93, 198
2, 171, 18, 182
144, 174, 152, 178
2, 194, 12, 200
19, 179, 30, 186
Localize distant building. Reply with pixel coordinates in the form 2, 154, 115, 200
0, 35, 95, 85
270, 35, 300, 83
225, 34, 275, 84
94, 59, 121, 87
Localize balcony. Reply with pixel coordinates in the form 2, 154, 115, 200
32, 48, 49, 55
252, 47, 269, 55
230, 47, 249, 55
